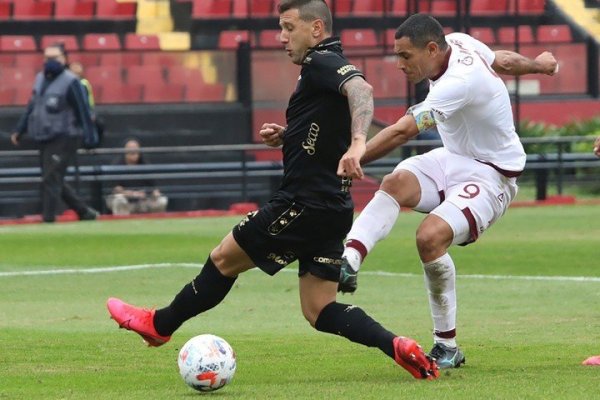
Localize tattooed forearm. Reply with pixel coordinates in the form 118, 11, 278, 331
343, 77, 374, 139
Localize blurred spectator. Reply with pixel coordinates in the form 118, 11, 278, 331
69, 61, 105, 145
593, 137, 600, 157
10, 43, 99, 223
106, 139, 168, 215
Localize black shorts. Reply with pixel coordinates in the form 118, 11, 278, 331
232, 197, 353, 282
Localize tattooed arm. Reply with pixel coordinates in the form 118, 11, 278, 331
337, 76, 374, 179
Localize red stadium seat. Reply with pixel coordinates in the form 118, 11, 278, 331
508, 0, 545, 14
86, 66, 124, 86
365, 57, 407, 99
431, 0, 457, 16
126, 65, 165, 86
0, 2, 10, 20
96, 0, 137, 19
1, 67, 36, 89
497, 26, 535, 44
470, 27, 496, 44
143, 83, 185, 103
258, 30, 282, 48
13, 0, 53, 20
54, 0, 95, 20
40, 35, 80, 51
218, 31, 252, 49
0, 35, 36, 52
470, 0, 507, 15
14, 53, 43, 67
99, 51, 142, 67
141, 52, 182, 67
83, 34, 122, 51
0, 88, 15, 105
249, 0, 275, 17
0, 53, 16, 67
185, 82, 226, 102
98, 83, 142, 104
537, 25, 572, 43
167, 66, 205, 85
192, 0, 231, 18
331, 0, 352, 16
354, 0, 384, 16
389, 0, 408, 15
340, 29, 378, 48
124, 34, 161, 50
69, 52, 101, 67
15, 86, 33, 105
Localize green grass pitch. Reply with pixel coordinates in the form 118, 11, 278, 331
1, 205, 599, 399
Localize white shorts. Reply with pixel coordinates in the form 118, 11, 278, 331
394, 147, 519, 245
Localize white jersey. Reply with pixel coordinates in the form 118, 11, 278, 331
413, 32, 526, 174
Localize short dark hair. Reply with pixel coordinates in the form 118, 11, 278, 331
395, 14, 447, 50
278, 0, 332, 34
47, 42, 68, 60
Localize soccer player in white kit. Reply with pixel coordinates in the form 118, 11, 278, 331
335, 14, 559, 368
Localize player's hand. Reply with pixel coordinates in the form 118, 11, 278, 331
337, 140, 365, 180
10, 132, 19, 146
593, 137, 600, 157
535, 51, 558, 76
259, 123, 285, 147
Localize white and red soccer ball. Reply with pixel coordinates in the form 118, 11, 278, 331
178, 334, 237, 392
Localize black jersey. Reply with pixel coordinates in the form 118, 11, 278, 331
277, 37, 364, 211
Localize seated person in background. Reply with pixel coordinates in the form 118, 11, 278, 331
105, 139, 168, 215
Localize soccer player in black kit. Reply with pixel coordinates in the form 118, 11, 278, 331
107, 0, 438, 380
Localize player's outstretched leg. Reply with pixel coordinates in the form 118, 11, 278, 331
429, 342, 465, 369
394, 337, 440, 380
106, 297, 171, 347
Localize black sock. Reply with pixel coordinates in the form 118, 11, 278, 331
154, 257, 236, 336
314, 302, 396, 359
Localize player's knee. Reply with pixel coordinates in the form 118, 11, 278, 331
416, 225, 447, 259
301, 307, 319, 328
380, 171, 419, 207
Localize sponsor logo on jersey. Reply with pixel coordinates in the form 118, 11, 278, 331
302, 122, 320, 155
337, 64, 358, 76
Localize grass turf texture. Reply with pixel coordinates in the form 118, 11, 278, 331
0, 205, 599, 399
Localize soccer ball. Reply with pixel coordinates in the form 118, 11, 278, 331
177, 334, 237, 392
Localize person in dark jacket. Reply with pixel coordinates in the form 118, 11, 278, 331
11, 43, 99, 223
105, 139, 168, 215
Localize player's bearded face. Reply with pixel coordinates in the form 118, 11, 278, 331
279, 10, 316, 65
394, 37, 433, 83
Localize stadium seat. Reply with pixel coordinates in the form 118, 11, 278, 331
54, 0, 95, 20
86, 66, 124, 86
83, 34, 122, 51
431, 0, 458, 16
0, 36, 36, 52
249, 0, 275, 17
192, 0, 231, 18
498, 26, 535, 44
69, 52, 101, 67
218, 31, 252, 49
258, 30, 282, 48
13, 0, 53, 20
0, 53, 15, 67
340, 29, 378, 48
98, 83, 142, 104
330, 0, 352, 16
0, 2, 10, 20
14, 53, 43, 67
470, 27, 496, 44
508, 0, 545, 14
389, 0, 408, 15
184, 82, 226, 102
99, 51, 142, 67
2, 67, 36, 89
168, 66, 204, 85
354, 0, 385, 16
537, 25, 572, 43
365, 57, 407, 99
96, 0, 137, 19
470, 0, 507, 15
126, 65, 165, 86
0, 88, 15, 106
40, 35, 80, 51
141, 52, 182, 67
15, 86, 33, 105
143, 83, 185, 103
124, 34, 161, 50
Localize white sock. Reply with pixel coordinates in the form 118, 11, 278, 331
344, 190, 400, 272
422, 253, 457, 345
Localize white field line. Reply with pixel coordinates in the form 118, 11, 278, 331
0, 263, 599, 283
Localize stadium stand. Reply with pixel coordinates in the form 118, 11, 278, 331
41, 35, 80, 51
54, 0, 96, 20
